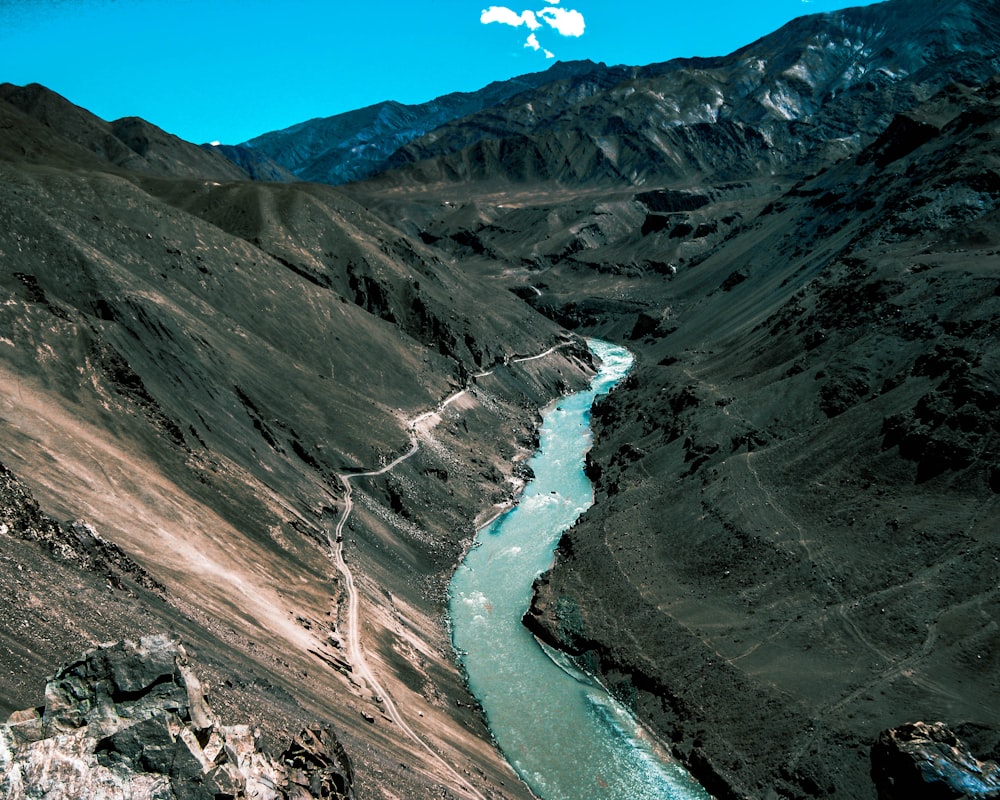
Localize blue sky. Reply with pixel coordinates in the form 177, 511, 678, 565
1, 0, 883, 145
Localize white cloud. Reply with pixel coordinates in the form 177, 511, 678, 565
481, 3, 584, 58
522, 32, 554, 58
481, 6, 541, 30
538, 6, 585, 37
480, 6, 520, 26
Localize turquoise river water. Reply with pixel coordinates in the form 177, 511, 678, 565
449, 339, 711, 800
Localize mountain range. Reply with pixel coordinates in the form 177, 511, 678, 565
2, 0, 999, 798
234, 0, 1000, 188
237, 60, 605, 185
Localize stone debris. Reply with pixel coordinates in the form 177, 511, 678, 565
0, 635, 353, 799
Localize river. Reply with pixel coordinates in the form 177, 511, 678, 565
449, 339, 710, 800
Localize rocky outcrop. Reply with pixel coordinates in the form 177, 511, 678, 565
881, 347, 1000, 486
0, 636, 354, 800
0, 462, 165, 595
871, 722, 1000, 799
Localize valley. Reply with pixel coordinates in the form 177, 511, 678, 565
2, 0, 1000, 798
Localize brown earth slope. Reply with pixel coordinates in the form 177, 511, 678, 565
0, 84, 595, 799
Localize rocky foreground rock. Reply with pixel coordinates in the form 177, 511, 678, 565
0, 635, 353, 800
871, 722, 1000, 800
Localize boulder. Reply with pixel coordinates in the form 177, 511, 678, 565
871, 721, 1000, 799
0, 637, 354, 800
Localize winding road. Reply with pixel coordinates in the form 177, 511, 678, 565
326, 342, 572, 800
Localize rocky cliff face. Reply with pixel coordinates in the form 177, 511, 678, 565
0, 636, 354, 800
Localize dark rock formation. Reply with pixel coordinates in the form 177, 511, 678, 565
0, 462, 164, 594
871, 722, 1000, 799
0, 636, 354, 800
635, 190, 711, 214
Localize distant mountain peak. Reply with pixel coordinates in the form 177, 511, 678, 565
238, 60, 610, 185
0, 82, 249, 180
232, 0, 1000, 190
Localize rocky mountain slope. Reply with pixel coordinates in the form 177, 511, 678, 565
362, 0, 1000, 189
513, 74, 1000, 799
0, 81, 594, 799
0, 83, 250, 181
202, 142, 299, 182
240, 60, 603, 185
3, 0, 999, 798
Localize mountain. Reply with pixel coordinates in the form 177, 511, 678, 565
239, 60, 605, 185
0, 81, 592, 799
233, 0, 1000, 193
367, 0, 1000, 188
3, 0, 1000, 798
0, 82, 250, 180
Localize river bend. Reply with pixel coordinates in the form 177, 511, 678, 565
449, 339, 710, 800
